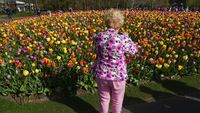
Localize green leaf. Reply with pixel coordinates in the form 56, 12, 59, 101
20, 85, 26, 92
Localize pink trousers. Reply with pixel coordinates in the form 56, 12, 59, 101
96, 78, 126, 113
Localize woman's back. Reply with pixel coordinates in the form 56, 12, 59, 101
94, 28, 138, 81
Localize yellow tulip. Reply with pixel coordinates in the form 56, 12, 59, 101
155, 50, 158, 55
49, 48, 53, 52
85, 64, 88, 68
85, 36, 89, 41
71, 40, 77, 45
178, 65, 183, 70
57, 56, 61, 60
84, 30, 89, 34
156, 64, 162, 69
53, 37, 57, 41
63, 48, 67, 53
33, 41, 37, 44
20, 34, 24, 37
183, 55, 188, 60
62, 40, 66, 44
56, 41, 61, 45
23, 70, 29, 76
29, 44, 32, 47
76, 66, 81, 70
168, 59, 172, 64
35, 69, 40, 73
159, 41, 164, 45
31, 63, 36, 67
164, 63, 169, 68
46, 37, 51, 42
177, 36, 181, 39
136, 64, 140, 68
3, 34, 7, 37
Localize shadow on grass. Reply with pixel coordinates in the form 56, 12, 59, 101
139, 86, 175, 100
157, 79, 200, 96
124, 80, 200, 113
123, 94, 146, 106
49, 94, 98, 113
46, 78, 98, 113
44, 67, 98, 113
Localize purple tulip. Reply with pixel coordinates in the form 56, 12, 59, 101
89, 37, 93, 41
17, 52, 20, 55
18, 48, 21, 51
33, 56, 37, 61
15, 60, 20, 64
9, 48, 12, 51
40, 60, 44, 65
23, 50, 27, 54
0, 46, 4, 50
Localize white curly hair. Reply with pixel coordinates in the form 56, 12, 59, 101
104, 9, 125, 29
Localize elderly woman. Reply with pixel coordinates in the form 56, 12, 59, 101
93, 9, 138, 113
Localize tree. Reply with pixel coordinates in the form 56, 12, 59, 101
130, 0, 135, 9
17, 0, 199, 11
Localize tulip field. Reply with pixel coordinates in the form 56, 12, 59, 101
0, 10, 199, 97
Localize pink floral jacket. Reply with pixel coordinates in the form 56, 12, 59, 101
93, 28, 138, 81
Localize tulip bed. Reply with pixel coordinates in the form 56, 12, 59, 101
0, 11, 199, 98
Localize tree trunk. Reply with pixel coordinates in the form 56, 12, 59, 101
116, 0, 119, 8
32, 0, 36, 12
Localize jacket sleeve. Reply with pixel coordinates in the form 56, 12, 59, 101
123, 35, 138, 55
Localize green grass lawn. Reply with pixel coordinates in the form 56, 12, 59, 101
0, 12, 34, 24
0, 75, 200, 113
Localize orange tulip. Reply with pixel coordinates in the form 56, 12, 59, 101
71, 53, 75, 58
158, 57, 164, 64
162, 45, 167, 51
67, 61, 73, 68
71, 57, 77, 63
43, 58, 51, 65
83, 67, 89, 74
51, 61, 56, 67
145, 51, 149, 56
2, 38, 8, 45
79, 59, 84, 66
49, 41, 54, 46
21, 40, 26, 45
16, 62, 22, 68
155, 60, 159, 65
9, 60, 15, 64
0, 59, 3, 64
92, 54, 97, 60
44, 73, 48, 78
27, 47, 32, 53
